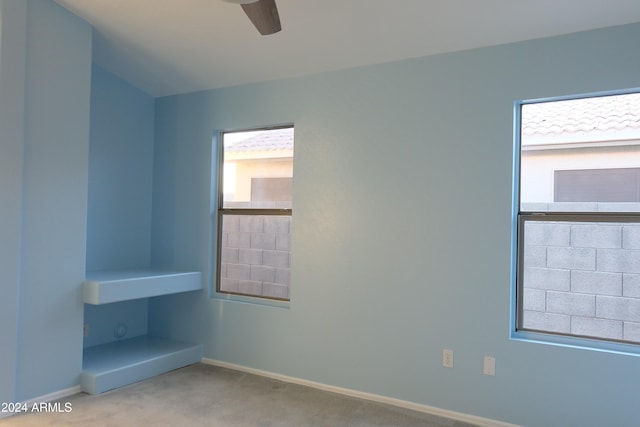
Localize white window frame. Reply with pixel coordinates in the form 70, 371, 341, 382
214, 125, 294, 306
511, 89, 640, 354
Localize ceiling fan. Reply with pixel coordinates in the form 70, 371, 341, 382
222, 0, 281, 36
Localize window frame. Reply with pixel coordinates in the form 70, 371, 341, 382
215, 125, 294, 304
511, 89, 640, 354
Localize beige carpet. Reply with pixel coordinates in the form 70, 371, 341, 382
1, 363, 480, 426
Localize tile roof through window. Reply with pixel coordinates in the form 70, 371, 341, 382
225, 127, 293, 153
522, 92, 640, 145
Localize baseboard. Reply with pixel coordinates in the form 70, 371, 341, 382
22, 385, 81, 407
0, 385, 81, 420
201, 358, 521, 427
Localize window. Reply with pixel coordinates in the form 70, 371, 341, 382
554, 168, 640, 202
515, 91, 640, 347
217, 126, 294, 300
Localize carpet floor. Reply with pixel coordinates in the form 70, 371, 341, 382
1, 363, 481, 427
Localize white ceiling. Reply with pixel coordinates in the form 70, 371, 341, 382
54, 0, 640, 98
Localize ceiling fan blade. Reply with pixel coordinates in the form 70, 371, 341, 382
241, 0, 281, 35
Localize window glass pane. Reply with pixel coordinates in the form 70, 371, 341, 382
520, 219, 640, 344
520, 93, 640, 212
219, 214, 291, 300
223, 127, 294, 209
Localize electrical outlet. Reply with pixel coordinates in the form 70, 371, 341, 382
113, 322, 128, 339
442, 349, 454, 368
83, 323, 89, 337
483, 356, 495, 376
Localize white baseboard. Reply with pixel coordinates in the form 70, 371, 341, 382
201, 358, 521, 427
23, 385, 81, 406
0, 385, 81, 420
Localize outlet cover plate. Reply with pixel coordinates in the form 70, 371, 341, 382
442, 349, 454, 368
483, 356, 495, 376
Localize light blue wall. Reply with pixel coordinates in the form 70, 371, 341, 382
86, 65, 154, 272
84, 64, 155, 348
0, 0, 27, 405
0, 0, 91, 402
150, 23, 640, 427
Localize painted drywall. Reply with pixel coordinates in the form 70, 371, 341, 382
150, 23, 640, 427
84, 65, 155, 348
0, 0, 92, 402
86, 65, 154, 272
0, 0, 27, 405
83, 300, 149, 349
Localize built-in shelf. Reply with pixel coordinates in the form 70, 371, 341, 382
81, 335, 202, 394
83, 269, 202, 304
81, 269, 203, 394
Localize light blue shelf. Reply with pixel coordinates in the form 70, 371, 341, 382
81, 335, 202, 395
81, 269, 203, 394
84, 269, 202, 304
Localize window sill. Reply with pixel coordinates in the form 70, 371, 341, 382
212, 291, 290, 309
510, 329, 640, 357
